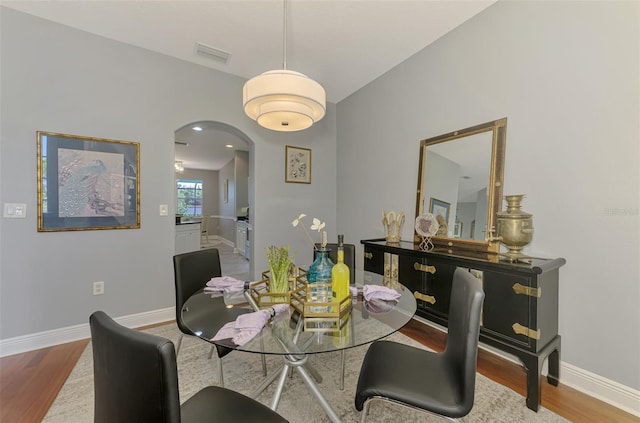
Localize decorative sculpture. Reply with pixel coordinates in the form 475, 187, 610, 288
382, 211, 405, 243
415, 213, 439, 251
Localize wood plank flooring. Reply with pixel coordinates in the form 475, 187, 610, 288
1, 246, 637, 422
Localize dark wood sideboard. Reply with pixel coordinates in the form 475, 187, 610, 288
361, 238, 565, 412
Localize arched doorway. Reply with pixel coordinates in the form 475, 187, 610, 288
174, 121, 254, 279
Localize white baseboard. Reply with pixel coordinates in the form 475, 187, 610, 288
560, 362, 640, 417
0, 307, 174, 358
213, 235, 235, 248
412, 316, 640, 417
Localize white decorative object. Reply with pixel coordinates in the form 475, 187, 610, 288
382, 211, 405, 243
415, 213, 439, 251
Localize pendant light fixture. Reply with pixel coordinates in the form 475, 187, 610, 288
243, 0, 326, 132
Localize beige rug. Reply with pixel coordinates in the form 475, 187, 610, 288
43, 323, 567, 422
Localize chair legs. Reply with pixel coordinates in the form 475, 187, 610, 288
176, 334, 184, 355
339, 350, 345, 390
177, 333, 267, 387
217, 354, 225, 387
359, 397, 465, 423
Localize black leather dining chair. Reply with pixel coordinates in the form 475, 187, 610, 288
173, 248, 263, 387
89, 311, 288, 423
355, 268, 485, 422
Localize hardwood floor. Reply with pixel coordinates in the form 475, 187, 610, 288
1, 247, 637, 422
0, 338, 89, 422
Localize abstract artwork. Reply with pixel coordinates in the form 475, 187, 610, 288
37, 131, 140, 231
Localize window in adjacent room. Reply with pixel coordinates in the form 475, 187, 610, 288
176, 179, 203, 217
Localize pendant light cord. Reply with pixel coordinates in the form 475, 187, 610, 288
282, 0, 287, 70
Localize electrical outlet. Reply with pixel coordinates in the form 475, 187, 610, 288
93, 281, 105, 295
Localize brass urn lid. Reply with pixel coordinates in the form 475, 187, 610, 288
497, 194, 531, 219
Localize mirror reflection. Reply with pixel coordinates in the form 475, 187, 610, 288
415, 118, 506, 253
422, 132, 492, 241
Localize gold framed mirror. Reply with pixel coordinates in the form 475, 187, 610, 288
415, 118, 507, 253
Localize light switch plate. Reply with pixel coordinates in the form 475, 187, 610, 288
4, 203, 27, 218
159, 204, 169, 216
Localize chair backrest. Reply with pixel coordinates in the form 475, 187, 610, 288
443, 268, 485, 414
90, 311, 181, 423
173, 248, 222, 333
314, 243, 356, 285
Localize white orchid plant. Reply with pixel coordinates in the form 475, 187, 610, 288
292, 213, 327, 250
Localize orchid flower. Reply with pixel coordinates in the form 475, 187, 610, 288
291, 213, 328, 249
310, 218, 326, 232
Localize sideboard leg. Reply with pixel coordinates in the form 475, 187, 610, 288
522, 355, 542, 412
547, 343, 561, 386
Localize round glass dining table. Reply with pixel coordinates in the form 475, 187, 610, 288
181, 271, 417, 423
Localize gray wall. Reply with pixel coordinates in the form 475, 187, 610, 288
0, 7, 337, 338
235, 150, 249, 216
218, 158, 236, 243
337, 1, 639, 390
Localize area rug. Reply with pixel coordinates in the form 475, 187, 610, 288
43, 323, 567, 422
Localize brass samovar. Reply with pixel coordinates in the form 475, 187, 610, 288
496, 195, 534, 261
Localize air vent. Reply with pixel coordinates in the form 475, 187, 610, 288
195, 42, 231, 64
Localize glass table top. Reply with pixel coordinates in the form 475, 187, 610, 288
181, 271, 417, 355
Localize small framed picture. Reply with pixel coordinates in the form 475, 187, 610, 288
429, 197, 450, 223
453, 221, 462, 238
285, 145, 311, 184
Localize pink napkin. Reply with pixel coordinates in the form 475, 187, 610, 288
211, 303, 289, 346
349, 285, 401, 302
204, 276, 248, 295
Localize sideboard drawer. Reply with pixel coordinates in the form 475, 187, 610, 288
398, 256, 429, 311
482, 271, 534, 350
363, 245, 384, 274
424, 260, 455, 318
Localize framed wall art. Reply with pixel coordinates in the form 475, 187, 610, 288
285, 145, 311, 184
37, 131, 140, 232
429, 197, 450, 223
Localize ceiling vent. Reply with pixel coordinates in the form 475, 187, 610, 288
195, 42, 231, 64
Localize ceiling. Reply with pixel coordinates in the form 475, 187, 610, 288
3, 0, 496, 170
174, 121, 250, 171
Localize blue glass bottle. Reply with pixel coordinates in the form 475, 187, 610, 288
307, 248, 334, 310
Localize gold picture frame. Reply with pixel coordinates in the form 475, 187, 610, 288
37, 131, 140, 231
285, 145, 311, 184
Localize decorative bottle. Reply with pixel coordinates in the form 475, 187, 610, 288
307, 247, 334, 312
331, 235, 350, 312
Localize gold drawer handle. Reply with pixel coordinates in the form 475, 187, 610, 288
512, 283, 541, 298
512, 323, 541, 340
414, 291, 435, 304
364, 252, 373, 259
414, 262, 436, 274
